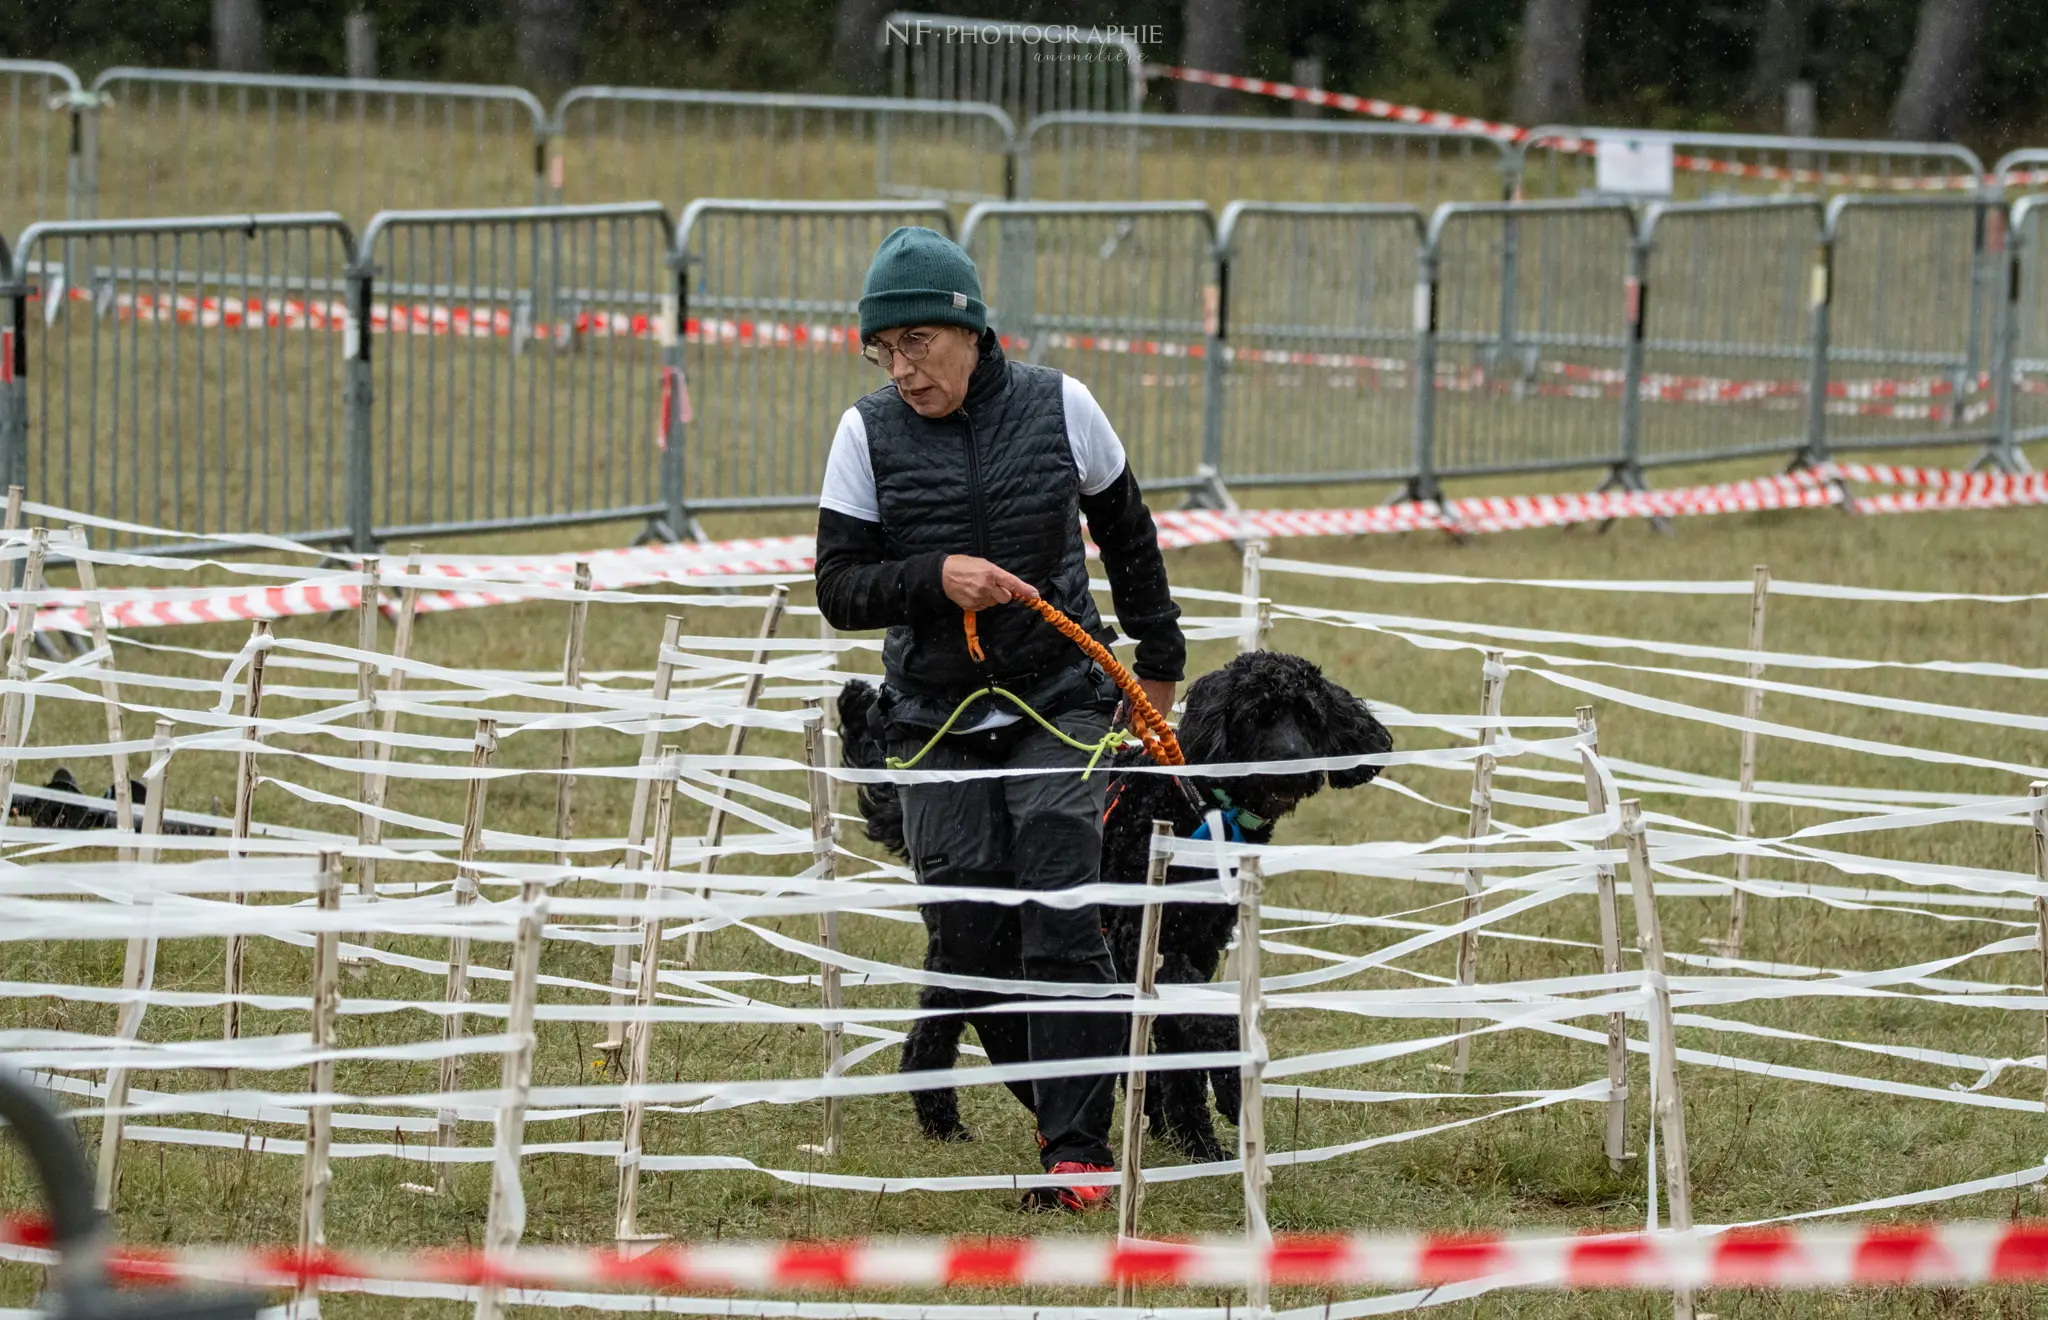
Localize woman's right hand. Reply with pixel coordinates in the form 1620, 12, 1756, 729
942, 555, 1037, 611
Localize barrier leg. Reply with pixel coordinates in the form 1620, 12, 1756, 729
1575, 707, 1631, 1175
601, 615, 683, 1065
1116, 821, 1173, 1305
1451, 650, 1506, 1080
293, 851, 342, 1320
683, 584, 789, 968
1715, 564, 1770, 959
1621, 799, 1695, 1320
436, 717, 500, 1194
477, 877, 549, 1320
224, 619, 271, 1052
616, 750, 678, 1247
95, 717, 175, 1211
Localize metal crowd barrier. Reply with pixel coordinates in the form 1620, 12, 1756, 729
673, 199, 954, 523
960, 200, 1220, 500
880, 11, 1144, 120
4, 193, 2040, 552
1807, 195, 1996, 464
85, 69, 550, 222
553, 87, 1014, 209
0, 61, 87, 237
2002, 196, 2048, 464
1631, 198, 1823, 469
7, 213, 359, 548
1013, 113, 1512, 208
1213, 202, 1428, 488
356, 202, 679, 544
1517, 126, 1988, 201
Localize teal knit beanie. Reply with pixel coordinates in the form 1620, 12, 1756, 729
859, 226, 987, 339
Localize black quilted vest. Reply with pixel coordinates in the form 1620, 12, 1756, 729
858, 333, 1105, 717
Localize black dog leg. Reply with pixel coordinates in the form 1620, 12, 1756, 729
902, 983, 973, 1141
1144, 1014, 1228, 1162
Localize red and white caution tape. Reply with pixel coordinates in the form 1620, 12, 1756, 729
1143, 63, 1527, 143
14, 1215, 2048, 1293
1141, 64, 2046, 192
18, 465, 2038, 636
58, 289, 2029, 421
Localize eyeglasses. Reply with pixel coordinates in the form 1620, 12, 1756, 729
861, 328, 939, 369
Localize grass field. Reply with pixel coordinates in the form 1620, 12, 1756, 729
0, 103, 2042, 1319
2, 466, 2045, 1318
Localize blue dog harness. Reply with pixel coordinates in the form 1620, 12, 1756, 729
1187, 789, 1267, 843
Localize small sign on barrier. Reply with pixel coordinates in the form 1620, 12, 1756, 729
1594, 134, 1674, 197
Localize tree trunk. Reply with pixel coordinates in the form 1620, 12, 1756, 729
212, 0, 266, 72
515, 0, 583, 89
833, 0, 898, 90
1179, 0, 1247, 115
1510, 0, 1590, 125
1743, 0, 1815, 116
1889, 0, 1988, 141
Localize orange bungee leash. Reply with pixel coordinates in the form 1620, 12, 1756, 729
963, 598, 1184, 768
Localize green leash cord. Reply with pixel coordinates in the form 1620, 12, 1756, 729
884, 686, 1138, 778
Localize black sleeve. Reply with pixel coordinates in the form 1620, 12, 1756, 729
813, 508, 952, 633
1080, 463, 1185, 683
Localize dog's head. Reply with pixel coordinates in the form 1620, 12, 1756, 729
1174, 651, 1392, 825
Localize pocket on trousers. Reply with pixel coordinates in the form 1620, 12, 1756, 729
899, 773, 1011, 880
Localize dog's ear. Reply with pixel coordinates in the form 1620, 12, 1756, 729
1175, 665, 1235, 765
1315, 678, 1393, 790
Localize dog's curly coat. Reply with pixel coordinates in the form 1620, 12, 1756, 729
838, 649, 1392, 1162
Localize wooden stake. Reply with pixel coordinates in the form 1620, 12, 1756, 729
601, 614, 683, 1060
816, 611, 842, 828
552, 562, 593, 872
1720, 564, 1770, 959
69, 526, 132, 862
1620, 799, 1694, 1320
682, 584, 789, 968
2032, 781, 2048, 1111
477, 875, 549, 1320
1116, 821, 1173, 1301
1451, 649, 1506, 1080
1576, 707, 1631, 1173
1237, 540, 1268, 655
338, 555, 380, 977
802, 708, 843, 1158
2, 486, 20, 536
1237, 853, 1271, 1317
223, 619, 271, 1046
435, 717, 499, 1192
294, 850, 343, 1320
95, 717, 174, 1211
0, 527, 49, 846
354, 544, 423, 930
615, 749, 678, 1245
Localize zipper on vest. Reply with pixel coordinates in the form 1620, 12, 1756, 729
960, 409, 991, 558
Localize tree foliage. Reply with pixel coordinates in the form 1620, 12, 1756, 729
4, 0, 2042, 152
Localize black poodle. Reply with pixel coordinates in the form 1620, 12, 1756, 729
839, 649, 1393, 1162
10, 766, 217, 835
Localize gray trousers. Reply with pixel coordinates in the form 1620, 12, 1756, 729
893, 696, 1120, 1168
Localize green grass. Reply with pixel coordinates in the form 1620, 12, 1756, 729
2, 479, 2046, 1318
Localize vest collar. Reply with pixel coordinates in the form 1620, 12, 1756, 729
960, 328, 1009, 413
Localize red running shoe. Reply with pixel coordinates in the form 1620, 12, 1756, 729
1023, 1161, 1115, 1213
